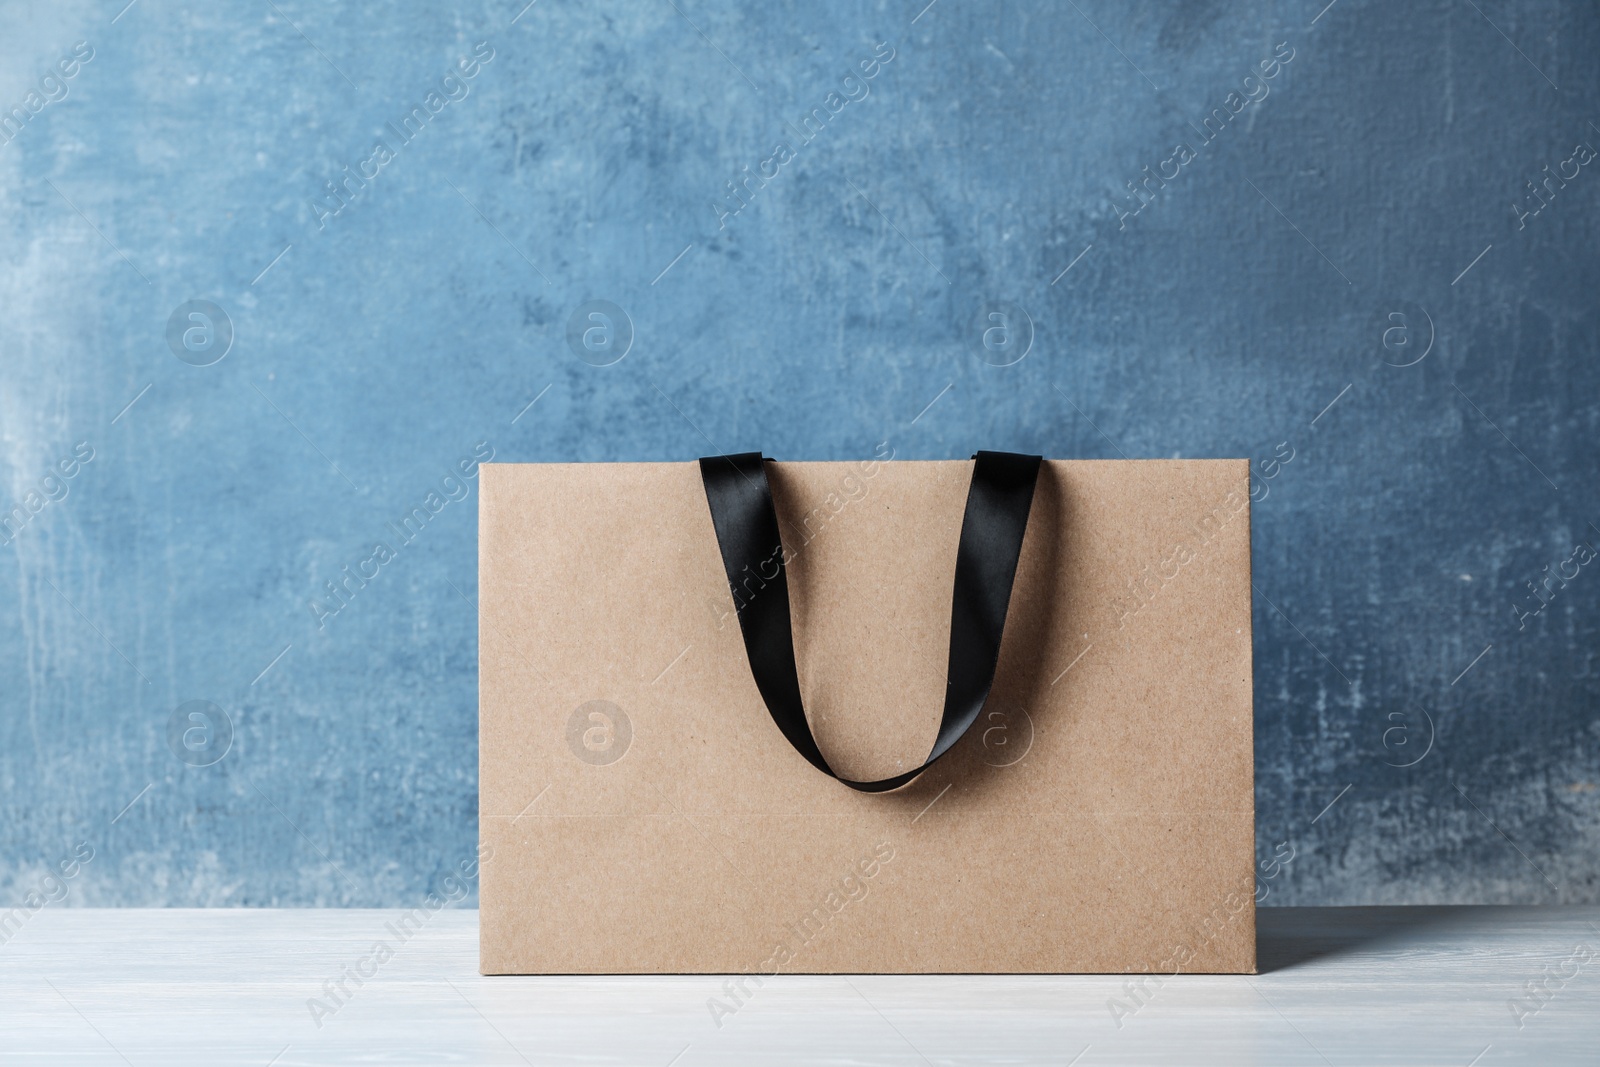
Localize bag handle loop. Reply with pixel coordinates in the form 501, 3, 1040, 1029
698, 451, 1042, 792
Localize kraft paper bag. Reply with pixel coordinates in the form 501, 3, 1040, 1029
478, 455, 1255, 974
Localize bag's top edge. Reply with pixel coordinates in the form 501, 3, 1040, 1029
478, 458, 1252, 467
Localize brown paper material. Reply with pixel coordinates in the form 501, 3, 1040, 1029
479, 459, 1255, 974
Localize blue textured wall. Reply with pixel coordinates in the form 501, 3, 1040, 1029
2, 0, 1596, 908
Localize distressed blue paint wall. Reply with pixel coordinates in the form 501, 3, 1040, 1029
1, 0, 1596, 908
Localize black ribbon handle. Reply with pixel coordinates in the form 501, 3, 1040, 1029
698, 451, 1043, 793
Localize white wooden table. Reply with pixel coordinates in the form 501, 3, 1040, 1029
2, 907, 1596, 1064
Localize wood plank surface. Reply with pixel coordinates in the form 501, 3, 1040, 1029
1, 907, 1596, 1064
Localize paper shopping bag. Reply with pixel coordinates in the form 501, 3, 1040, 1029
478, 454, 1255, 974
